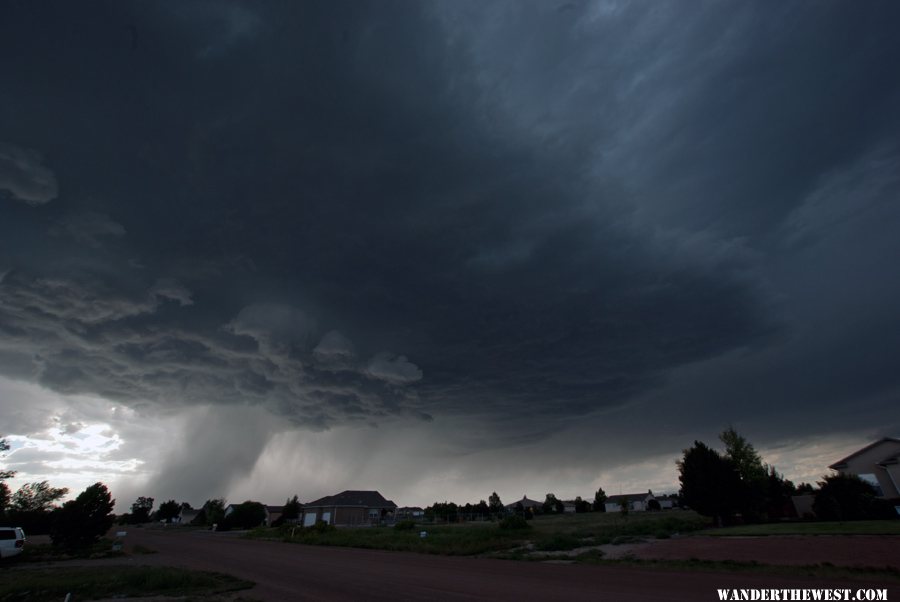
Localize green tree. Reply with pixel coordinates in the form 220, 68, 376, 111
0, 483, 9, 515
10, 481, 69, 512
0, 437, 15, 481
542, 493, 563, 514
7, 481, 69, 534
593, 487, 607, 512
488, 492, 503, 516
156, 499, 181, 523
131, 496, 154, 523
574, 496, 592, 513
720, 427, 766, 482
281, 495, 301, 524
764, 466, 796, 520
720, 427, 768, 520
0, 438, 16, 514
50, 483, 115, 551
201, 498, 226, 526
678, 440, 742, 526
222, 501, 267, 530
795, 482, 815, 494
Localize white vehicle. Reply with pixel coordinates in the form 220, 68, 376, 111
0, 527, 26, 559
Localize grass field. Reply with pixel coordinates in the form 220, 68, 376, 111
248, 510, 711, 555
0, 566, 253, 601
702, 520, 900, 537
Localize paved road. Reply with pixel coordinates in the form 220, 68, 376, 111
127, 529, 899, 601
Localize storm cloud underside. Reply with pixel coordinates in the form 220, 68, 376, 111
1, 1, 899, 505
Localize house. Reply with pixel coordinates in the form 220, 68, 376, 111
504, 496, 543, 513
829, 437, 900, 499
265, 505, 284, 526
301, 490, 397, 527
605, 491, 656, 513
396, 506, 425, 519
561, 501, 577, 513
656, 494, 679, 510
177, 507, 201, 525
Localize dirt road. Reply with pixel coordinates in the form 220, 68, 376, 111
123, 529, 899, 601
634, 535, 900, 569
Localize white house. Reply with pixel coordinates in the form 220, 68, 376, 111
605, 491, 656, 513
829, 437, 900, 499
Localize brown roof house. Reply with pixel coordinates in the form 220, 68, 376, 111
829, 437, 900, 499
302, 490, 396, 527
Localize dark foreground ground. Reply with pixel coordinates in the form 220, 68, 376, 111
635, 535, 900, 569
113, 529, 898, 601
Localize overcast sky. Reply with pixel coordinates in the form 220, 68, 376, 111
1, 1, 899, 510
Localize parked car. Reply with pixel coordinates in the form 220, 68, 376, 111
0, 527, 26, 559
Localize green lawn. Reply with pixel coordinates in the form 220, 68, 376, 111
702, 520, 900, 537
249, 522, 528, 555
0, 566, 253, 601
528, 510, 709, 542
248, 510, 711, 555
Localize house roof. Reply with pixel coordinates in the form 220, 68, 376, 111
878, 454, 899, 466
397, 506, 424, 512
606, 492, 654, 504
828, 438, 900, 469
304, 490, 397, 509
504, 496, 542, 509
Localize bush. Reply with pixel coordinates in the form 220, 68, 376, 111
394, 520, 416, 531
498, 515, 530, 530
813, 474, 893, 521
310, 520, 336, 533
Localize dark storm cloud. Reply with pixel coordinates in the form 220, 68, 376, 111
0, 142, 59, 205
1, 0, 899, 499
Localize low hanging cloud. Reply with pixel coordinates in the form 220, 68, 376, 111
227, 303, 318, 358
0, 268, 429, 433
0, 141, 59, 205
50, 212, 126, 248
365, 352, 423, 385
313, 330, 355, 359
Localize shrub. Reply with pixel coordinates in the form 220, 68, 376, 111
813, 474, 893, 521
498, 515, 530, 530
310, 520, 336, 533
394, 520, 416, 531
